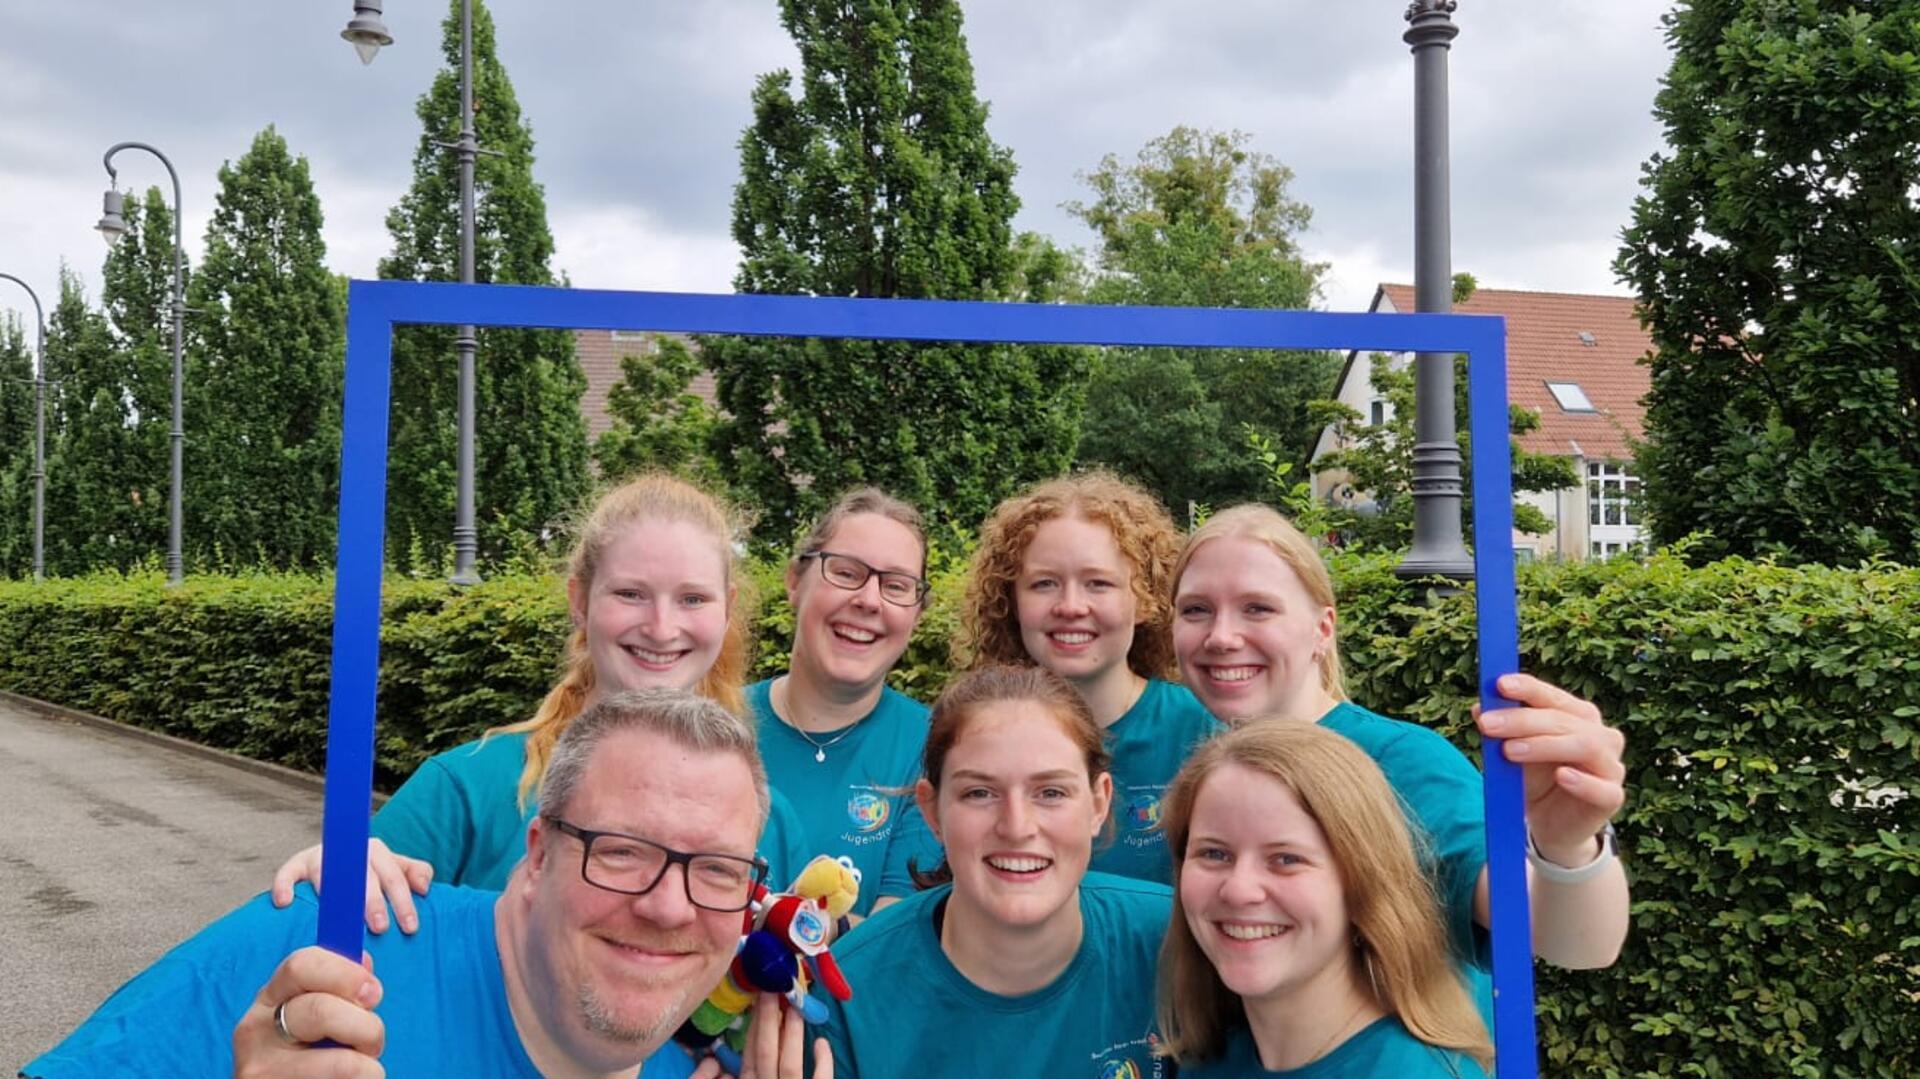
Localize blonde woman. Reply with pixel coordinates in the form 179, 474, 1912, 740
1170, 504, 1630, 977
1160, 721, 1493, 1076
269, 473, 808, 926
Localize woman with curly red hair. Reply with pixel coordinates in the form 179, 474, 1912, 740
957, 471, 1218, 883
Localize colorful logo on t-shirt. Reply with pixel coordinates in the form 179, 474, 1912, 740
1125, 793, 1162, 829
847, 792, 890, 833
1098, 1061, 1141, 1079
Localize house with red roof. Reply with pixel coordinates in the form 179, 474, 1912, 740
1310, 284, 1653, 561
573, 329, 716, 447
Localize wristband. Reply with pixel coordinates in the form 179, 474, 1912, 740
1526, 823, 1618, 885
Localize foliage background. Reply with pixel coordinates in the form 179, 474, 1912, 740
2, 554, 1915, 1075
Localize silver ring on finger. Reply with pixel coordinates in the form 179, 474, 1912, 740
273, 999, 304, 1046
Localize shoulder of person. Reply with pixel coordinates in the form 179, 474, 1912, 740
1322, 701, 1473, 771
1080, 872, 1174, 935
833, 882, 945, 964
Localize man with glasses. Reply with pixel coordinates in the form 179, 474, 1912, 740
23, 689, 784, 1078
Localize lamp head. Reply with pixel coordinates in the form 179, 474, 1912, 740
95, 189, 128, 247
341, 1, 393, 65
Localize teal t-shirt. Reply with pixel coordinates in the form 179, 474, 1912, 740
369, 729, 811, 893
1092, 679, 1223, 884
21, 884, 697, 1079
1180, 1018, 1489, 1078
1317, 702, 1488, 969
819, 872, 1173, 1079
749, 679, 942, 909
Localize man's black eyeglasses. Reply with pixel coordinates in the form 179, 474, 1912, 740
542, 817, 767, 912
798, 550, 929, 607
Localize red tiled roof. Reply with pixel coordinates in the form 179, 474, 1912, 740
1374, 284, 1651, 460
572, 330, 716, 443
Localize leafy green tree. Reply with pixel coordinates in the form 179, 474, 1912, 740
0, 315, 32, 576
592, 337, 725, 486
379, 0, 588, 569
41, 268, 155, 574
1068, 127, 1340, 512
1617, 1, 1920, 564
186, 126, 343, 569
707, 0, 1087, 542
1312, 275, 1577, 550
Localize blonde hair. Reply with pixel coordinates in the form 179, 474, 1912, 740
1172, 503, 1347, 701
958, 471, 1181, 679
1156, 722, 1492, 1070
493, 472, 753, 807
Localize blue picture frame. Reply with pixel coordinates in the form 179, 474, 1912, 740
321, 278, 1534, 1074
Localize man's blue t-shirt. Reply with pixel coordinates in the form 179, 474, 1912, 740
370, 729, 811, 891
1179, 1018, 1489, 1078
1091, 679, 1223, 884
1317, 702, 1488, 967
748, 679, 942, 908
818, 873, 1173, 1079
24, 884, 701, 1079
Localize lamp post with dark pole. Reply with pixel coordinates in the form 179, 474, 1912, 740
97, 142, 188, 586
0, 273, 47, 582
1397, 0, 1476, 584
342, 0, 483, 585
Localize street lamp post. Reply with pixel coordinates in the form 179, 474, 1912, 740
0, 273, 47, 582
1396, 0, 1476, 583
342, 0, 483, 585
97, 142, 188, 586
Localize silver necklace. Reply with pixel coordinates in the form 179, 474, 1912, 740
776, 681, 861, 762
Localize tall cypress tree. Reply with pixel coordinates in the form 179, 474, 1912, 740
1617, 1, 1920, 563
0, 315, 31, 576
41, 268, 151, 574
378, 0, 588, 569
188, 126, 343, 568
708, 0, 1086, 542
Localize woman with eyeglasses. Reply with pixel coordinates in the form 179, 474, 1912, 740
266, 472, 810, 931
746, 488, 942, 918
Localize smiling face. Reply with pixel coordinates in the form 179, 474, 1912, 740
787, 511, 925, 695
917, 698, 1113, 934
1015, 514, 1140, 696
1178, 762, 1354, 1007
1172, 536, 1336, 724
520, 727, 761, 1060
568, 519, 731, 700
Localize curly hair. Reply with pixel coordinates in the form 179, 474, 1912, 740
957, 471, 1182, 680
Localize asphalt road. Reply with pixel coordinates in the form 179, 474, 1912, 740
0, 696, 326, 1066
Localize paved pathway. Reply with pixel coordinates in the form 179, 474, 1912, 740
0, 696, 325, 1066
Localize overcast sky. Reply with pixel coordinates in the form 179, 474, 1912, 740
1, 1, 1674, 334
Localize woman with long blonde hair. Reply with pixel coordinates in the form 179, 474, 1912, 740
269, 472, 807, 927
1170, 504, 1630, 979
1160, 721, 1492, 1076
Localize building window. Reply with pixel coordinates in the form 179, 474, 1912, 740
609, 329, 656, 346
1546, 381, 1596, 412
1587, 461, 1643, 558
1369, 397, 1387, 426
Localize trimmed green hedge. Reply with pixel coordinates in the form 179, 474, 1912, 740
2, 551, 1915, 1074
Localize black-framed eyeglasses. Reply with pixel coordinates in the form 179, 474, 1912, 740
543, 817, 767, 912
799, 550, 929, 607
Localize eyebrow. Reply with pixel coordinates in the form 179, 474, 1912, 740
948, 768, 1085, 785
1186, 833, 1319, 852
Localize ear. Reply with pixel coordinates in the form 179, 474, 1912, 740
524, 815, 551, 877
914, 778, 942, 845
1315, 605, 1337, 656
783, 560, 802, 608
1089, 771, 1115, 836
567, 575, 588, 629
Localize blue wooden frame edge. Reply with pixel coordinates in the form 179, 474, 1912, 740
320, 278, 1535, 1075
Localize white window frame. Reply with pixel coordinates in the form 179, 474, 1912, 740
1587, 461, 1642, 557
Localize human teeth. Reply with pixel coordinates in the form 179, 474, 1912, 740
628, 646, 682, 665
1219, 923, 1286, 941
987, 856, 1050, 873
1210, 666, 1261, 683
1051, 632, 1094, 644
834, 626, 878, 643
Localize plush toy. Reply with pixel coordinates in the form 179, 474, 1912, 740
674, 854, 861, 1070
